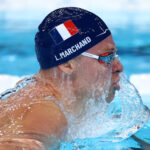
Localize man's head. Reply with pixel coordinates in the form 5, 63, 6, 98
35, 7, 111, 69
57, 35, 123, 102
35, 7, 123, 102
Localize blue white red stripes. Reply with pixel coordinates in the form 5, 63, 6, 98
49, 20, 79, 45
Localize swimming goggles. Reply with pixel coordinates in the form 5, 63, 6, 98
81, 50, 118, 64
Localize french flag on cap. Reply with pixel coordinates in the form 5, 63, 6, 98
49, 20, 79, 45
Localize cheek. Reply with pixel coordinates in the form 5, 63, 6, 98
93, 65, 112, 83
75, 59, 112, 89
87, 65, 112, 92
74, 60, 97, 86
83, 62, 100, 82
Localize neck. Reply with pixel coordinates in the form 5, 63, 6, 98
35, 68, 87, 115
36, 68, 75, 101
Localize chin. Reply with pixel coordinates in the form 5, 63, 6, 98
106, 86, 118, 103
106, 93, 115, 103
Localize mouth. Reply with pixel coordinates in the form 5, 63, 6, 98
113, 78, 120, 91
113, 82, 120, 91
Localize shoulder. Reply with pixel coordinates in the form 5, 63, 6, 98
20, 99, 67, 138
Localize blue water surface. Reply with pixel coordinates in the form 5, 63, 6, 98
0, 11, 150, 77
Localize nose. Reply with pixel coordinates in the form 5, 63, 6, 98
112, 58, 124, 73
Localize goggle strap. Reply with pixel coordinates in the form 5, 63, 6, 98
81, 52, 99, 59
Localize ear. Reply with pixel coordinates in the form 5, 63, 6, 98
58, 61, 75, 75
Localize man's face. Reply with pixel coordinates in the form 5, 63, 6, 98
73, 35, 123, 102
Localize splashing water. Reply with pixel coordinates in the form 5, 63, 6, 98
60, 73, 150, 149
0, 73, 149, 149
0, 75, 35, 100
100, 73, 150, 141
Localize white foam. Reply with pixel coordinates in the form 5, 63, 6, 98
130, 74, 150, 95
0, 74, 21, 93
130, 74, 150, 108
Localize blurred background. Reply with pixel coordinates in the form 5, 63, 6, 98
0, 0, 150, 106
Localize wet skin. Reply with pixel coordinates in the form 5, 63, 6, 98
74, 35, 123, 102
0, 35, 123, 149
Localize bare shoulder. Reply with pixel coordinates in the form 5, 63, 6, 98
19, 99, 67, 138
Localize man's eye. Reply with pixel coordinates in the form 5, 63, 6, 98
100, 51, 113, 57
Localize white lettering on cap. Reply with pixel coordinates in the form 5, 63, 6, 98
54, 36, 92, 61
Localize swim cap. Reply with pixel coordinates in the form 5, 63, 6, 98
35, 7, 111, 69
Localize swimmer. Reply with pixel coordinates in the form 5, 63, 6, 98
1, 7, 146, 149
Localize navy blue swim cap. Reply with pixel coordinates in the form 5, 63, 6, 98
35, 7, 111, 69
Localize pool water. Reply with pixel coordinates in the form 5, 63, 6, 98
0, 11, 150, 77
0, 10, 150, 150
60, 117, 150, 150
